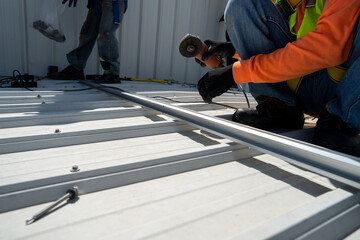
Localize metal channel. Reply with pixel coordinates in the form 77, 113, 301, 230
0, 121, 195, 154
0, 147, 253, 213
82, 81, 360, 189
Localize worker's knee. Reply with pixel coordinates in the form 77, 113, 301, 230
225, 0, 255, 28
98, 31, 112, 41
224, 0, 235, 28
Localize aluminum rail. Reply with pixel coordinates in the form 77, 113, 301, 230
82, 81, 360, 188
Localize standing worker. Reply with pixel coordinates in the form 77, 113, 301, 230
50, 0, 127, 82
196, 0, 360, 156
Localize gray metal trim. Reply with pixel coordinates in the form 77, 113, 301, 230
0, 143, 246, 195
0, 107, 156, 129
0, 121, 195, 154
82, 81, 360, 189
0, 147, 254, 213
0, 100, 131, 113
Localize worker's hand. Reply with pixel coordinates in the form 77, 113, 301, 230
62, 0, 77, 7
194, 58, 206, 67
202, 40, 235, 62
197, 65, 235, 103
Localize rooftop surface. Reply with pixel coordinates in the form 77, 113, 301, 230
0, 79, 359, 239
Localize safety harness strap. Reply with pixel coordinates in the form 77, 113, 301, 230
276, 0, 318, 18
276, 0, 305, 18
93, 0, 127, 24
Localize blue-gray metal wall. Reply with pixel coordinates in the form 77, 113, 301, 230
0, 0, 228, 84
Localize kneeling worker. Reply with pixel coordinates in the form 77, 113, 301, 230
196, 0, 360, 156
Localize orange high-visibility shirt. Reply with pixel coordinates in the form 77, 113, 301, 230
232, 0, 360, 84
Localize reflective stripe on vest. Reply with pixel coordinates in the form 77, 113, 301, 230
284, 0, 346, 93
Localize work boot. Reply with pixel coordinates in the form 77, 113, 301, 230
312, 112, 360, 157
94, 74, 121, 83
93, 61, 121, 83
232, 96, 304, 130
49, 65, 84, 80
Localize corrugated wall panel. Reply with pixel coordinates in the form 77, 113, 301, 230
138, 0, 161, 79
119, 0, 142, 78
0, 0, 27, 74
0, 0, 228, 85
155, 0, 177, 80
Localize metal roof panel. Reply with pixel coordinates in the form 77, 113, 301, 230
0, 80, 359, 239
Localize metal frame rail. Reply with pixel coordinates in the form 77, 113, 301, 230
82, 81, 360, 189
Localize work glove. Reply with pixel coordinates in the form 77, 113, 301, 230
195, 40, 236, 68
197, 64, 235, 103
62, 0, 77, 7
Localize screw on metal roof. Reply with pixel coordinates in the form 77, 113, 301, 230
26, 186, 79, 225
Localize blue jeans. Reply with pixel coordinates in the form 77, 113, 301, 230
67, 0, 125, 75
224, 0, 360, 132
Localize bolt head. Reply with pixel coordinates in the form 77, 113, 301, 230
70, 165, 80, 172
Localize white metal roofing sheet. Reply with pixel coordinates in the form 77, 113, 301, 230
0, 80, 359, 239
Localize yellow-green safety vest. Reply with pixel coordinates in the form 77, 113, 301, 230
276, 0, 347, 93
